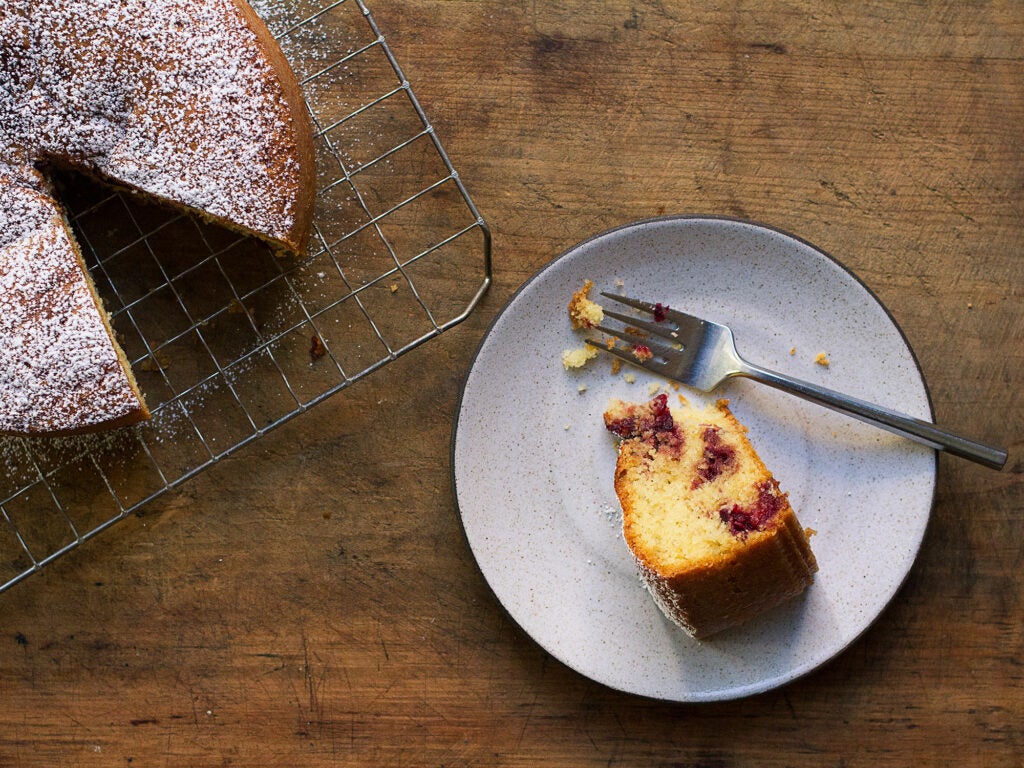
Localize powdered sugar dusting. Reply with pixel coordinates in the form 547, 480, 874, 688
0, 0, 314, 435
0, 180, 141, 434
1, 0, 310, 244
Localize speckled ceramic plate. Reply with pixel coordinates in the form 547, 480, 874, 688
452, 216, 937, 702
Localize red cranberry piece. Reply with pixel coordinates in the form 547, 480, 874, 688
751, 480, 786, 523
604, 394, 682, 455
718, 481, 786, 537
691, 425, 736, 488
647, 393, 674, 432
719, 504, 758, 535
632, 344, 653, 361
605, 415, 637, 439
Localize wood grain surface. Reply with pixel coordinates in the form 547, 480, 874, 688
2, 1, 1021, 765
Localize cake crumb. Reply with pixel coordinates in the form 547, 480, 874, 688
138, 350, 170, 372
610, 358, 622, 375
624, 373, 636, 384
789, 347, 796, 356
578, 384, 588, 394
310, 335, 327, 362
562, 345, 599, 369
568, 279, 604, 329
632, 344, 653, 362
648, 382, 661, 396
814, 352, 830, 366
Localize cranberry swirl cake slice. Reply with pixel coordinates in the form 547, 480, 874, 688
604, 394, 817, 639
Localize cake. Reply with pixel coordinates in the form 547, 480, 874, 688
568, 279, 604, 329
562, 279, 605, 369
0, 0, 316, 436
604, 394, 817, 638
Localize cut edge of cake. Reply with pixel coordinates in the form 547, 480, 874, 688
64, 210, 151, 435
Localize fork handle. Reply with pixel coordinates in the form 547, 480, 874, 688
737, 363, 1008, 470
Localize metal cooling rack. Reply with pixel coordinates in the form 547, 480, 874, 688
0, 0, 491, 593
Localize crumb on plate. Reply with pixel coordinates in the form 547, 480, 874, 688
562, 345, 599, 369
568, 279, 604, 329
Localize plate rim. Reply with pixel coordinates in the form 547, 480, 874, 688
451, 213, 938, 701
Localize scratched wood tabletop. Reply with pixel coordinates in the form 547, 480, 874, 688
2, 1, 1021, 765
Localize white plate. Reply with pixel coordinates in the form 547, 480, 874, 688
452, 216, 936, 701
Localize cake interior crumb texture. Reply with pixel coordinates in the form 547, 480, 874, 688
568, 279, 605, 329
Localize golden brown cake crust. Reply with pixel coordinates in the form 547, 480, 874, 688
606, 395, 818, 639
226, 0, 317, 253
641, 510, 817, 639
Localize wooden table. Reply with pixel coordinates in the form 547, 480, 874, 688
2, 1, 1021, 765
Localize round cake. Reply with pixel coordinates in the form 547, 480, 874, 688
604, 394, 818, 639
0, 0, 316, 436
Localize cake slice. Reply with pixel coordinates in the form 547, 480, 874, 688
0, 173, 149, 436
604, 394, 817, 638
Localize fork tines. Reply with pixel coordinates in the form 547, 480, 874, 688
600, 292, 710, 330
584, 293, 686, 365
599, 293, 689, 342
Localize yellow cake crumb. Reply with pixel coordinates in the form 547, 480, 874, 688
624, 373, 636, 384
568, 279, 604, 329
562, 345, 599, 369
815, 352, 830, 366
789, 347, 796, 356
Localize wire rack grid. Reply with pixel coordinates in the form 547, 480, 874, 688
0, 0, 492, 593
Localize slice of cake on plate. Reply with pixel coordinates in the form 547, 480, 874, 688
604, 394, 817, 639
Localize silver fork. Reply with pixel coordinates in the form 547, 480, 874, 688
588, 292, 1008, 470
